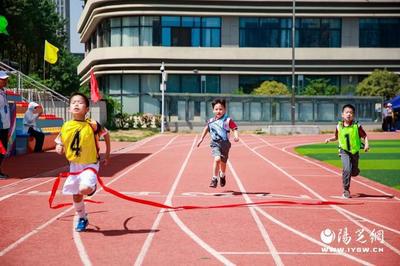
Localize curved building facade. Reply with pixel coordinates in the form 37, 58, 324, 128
77, 0, 400, 120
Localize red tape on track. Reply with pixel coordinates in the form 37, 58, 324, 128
49, 168, 362, 210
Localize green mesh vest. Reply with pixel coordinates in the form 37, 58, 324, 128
338, 121, 361, 154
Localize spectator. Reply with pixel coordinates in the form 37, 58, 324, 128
23, 102, 45, 152
0, 70, 10, 179
384, 103, 395, 131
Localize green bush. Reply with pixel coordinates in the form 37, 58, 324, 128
302, 78, 338, 95
356, 69, 400, 100
251, 80, 290, 95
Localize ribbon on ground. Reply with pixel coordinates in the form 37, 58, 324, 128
49, 168, 362, 210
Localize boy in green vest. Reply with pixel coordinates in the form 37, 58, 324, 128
325, 104, 369, 198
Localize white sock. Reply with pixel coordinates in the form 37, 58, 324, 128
73, 200, 86, 218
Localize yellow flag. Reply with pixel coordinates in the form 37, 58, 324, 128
44, 40, 59, 64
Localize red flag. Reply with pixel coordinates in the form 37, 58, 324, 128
0, 141, 5, 155
90, 69, 101, 103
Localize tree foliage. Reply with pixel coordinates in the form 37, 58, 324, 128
0, 0, 82, 97
251, 80, 290, 95
302, 78, 338, 96
0, 0, 66, 73
356, 69, 400, 100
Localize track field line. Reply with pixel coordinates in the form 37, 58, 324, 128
227, 157, 373, 265
243, 136, 400, 255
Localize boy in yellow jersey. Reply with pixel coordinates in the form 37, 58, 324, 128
325, 104, 369, 199
55, 92, 110, 232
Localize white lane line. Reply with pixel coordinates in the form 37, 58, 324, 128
254, 206, 374, 266
263, 138, 400, 235
73, 216, 92, 266
244, 137, 400, 256
228, 161, 284, 266
0, 178, 55, 202
0, 206, 74, 256
0, 135, 169, 258
168, 138, 235, 265
220, 251, 343, 255
230, 142, 374, 265
0, 135, 159, 200
135, 136, 234, 266
0, 179, 32, 190
281, 141, 399, 201
74, 136, 178, 265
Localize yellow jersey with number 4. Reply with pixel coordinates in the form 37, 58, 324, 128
61, 119, 99, 164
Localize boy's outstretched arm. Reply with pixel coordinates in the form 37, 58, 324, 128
103, 133, 111, 165
54, 133, 64, 155
363, 136, 370, 152
197, 126, 208, 147
325, 135, 337, 144
232, 129, 239, 142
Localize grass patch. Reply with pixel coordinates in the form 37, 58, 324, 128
295, 140, 400, 190
109, 129, 159, 142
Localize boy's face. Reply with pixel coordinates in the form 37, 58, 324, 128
70, 95, 89, 118
213, 103, 226, 119
342, 107, 354, 122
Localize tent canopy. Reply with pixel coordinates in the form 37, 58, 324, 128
385, 95, 400, 112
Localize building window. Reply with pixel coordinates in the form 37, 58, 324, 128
100, 16, 160, 47
101, 74, 161, 114
296, 18, 341, 47
161, 16, 220, 47
240, 17, 292, 47
166, 75, 220, 93
360, 18, 400, 47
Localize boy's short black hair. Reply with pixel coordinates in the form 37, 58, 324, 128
212, 98, 226, 108
70, 92, 90, 107
342, 104, 355, 112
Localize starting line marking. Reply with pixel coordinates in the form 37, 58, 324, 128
25, 190, 312, 199
220, 251, 341, 255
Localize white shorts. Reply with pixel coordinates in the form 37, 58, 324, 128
62, 162, 99, 195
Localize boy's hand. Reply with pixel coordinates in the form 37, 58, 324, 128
196, 139, 203, 147
55, 144, 64, 155
325, 138, 330, 144
102, 158, 110, 166
364, 144, 370, 152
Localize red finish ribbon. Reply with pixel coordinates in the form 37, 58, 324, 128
49, 168, 361, 210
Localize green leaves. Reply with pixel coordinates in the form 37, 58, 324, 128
302, 78, 338, 96
356, 69, 400, 100
251, 80, 290, 95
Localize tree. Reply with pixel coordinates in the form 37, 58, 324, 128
44, 49, 82, 96
356, 69, 400, 100
302, 78, 338, 96
0, 0, 66, 74
251, 80, 290, 95
0, 0, 85, 97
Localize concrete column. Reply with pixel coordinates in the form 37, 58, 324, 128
221, 74, 239, 93
221, 17, 239, 47
342, 18, 359, 47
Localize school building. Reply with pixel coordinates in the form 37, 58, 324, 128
77, 0, 400, 124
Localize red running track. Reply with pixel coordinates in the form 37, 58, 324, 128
0, 132, 399, 265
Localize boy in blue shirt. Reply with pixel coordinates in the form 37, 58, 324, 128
197, 99, 239, 188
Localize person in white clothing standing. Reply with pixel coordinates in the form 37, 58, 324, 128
0, 70, 10, 179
